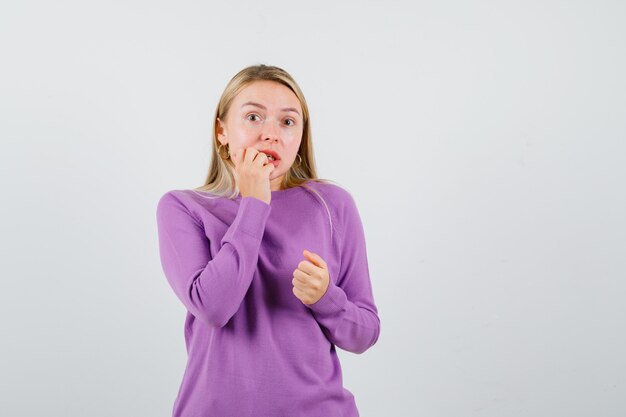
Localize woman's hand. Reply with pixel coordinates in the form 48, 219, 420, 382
231, 146, 275, 205
292, 250, 330, 305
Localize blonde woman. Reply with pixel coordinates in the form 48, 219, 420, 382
156, 64, 381, 417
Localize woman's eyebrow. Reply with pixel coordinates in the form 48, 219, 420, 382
241, 101, 301, 117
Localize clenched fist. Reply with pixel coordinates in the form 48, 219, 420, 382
292, 249, 330, 305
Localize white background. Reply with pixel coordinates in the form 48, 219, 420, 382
1, 1, 625, 416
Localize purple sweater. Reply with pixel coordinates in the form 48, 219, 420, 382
156, 180, 381, 417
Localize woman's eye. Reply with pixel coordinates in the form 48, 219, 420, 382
246, 114, 295, 126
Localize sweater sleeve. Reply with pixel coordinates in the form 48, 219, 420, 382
156, 191, 271, 328
305, 191, 381, 354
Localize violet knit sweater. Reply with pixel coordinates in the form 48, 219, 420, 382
156, 180, 381, 417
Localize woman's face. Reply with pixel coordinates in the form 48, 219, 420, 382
217, 80, 304, 191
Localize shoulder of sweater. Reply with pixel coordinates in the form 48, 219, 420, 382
303, 179, 355, 206
157, 189, 222, 226
157, 189, 193, 210
156, 189, 196, 220
159, 188, 230, 209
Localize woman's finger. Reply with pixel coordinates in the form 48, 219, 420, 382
253, 150, 268, 167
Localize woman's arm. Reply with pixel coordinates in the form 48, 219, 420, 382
306, 192, 381, 354
156, 191, 271, 328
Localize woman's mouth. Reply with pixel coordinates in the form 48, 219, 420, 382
260, 150, 281, 167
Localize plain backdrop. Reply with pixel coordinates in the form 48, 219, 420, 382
1, 1, 625, 416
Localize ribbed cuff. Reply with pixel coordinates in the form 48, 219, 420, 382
306, 280, 347, 316
221, 196, 271, 243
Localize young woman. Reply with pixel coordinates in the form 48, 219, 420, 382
156, 64, 381, 417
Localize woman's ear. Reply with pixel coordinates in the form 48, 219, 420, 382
216, 117, 228, 143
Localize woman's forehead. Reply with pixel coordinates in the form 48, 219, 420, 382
236, 81, 301, 110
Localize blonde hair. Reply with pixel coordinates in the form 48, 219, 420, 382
193, 64, 340, 237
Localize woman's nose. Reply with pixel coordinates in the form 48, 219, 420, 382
261, 118, 281, 139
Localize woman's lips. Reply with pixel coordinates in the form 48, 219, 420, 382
259, 149, 280, 160
259, 149, 281, 166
